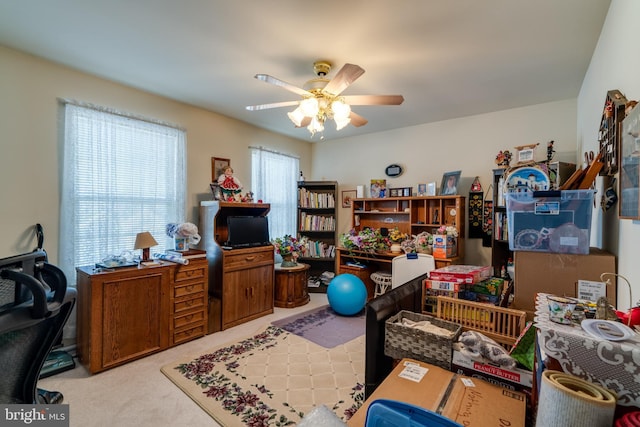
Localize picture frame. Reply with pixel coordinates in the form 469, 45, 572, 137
209, 182, 222, 200
342, 190, 356, 208
417, 183, 427, 196
370, 179, 387, 198
211, 157, 231, 182
440, 171, 461, 195
427, 182, 437, 196
619, 103, 640, 219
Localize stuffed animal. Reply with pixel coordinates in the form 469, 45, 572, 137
458, 330, 517, 369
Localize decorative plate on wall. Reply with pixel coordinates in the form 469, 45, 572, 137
503, 166, 550, 195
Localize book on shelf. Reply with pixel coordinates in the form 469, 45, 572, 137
165, 249, 207, 259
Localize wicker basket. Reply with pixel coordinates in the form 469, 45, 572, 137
384, 310, 462, 370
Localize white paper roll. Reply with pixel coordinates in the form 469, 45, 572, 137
153, 253, 189, 265
535, 370, 616, 427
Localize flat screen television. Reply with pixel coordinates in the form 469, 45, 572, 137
225, 216, 270, 249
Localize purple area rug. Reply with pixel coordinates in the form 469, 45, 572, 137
271, 304, 365, 348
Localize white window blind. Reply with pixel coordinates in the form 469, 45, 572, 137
250, 147, 299, 239
60, 102, 186, 282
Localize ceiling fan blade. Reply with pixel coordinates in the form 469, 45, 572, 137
254, 74, 313, 97
342, 95, 405, 105
322, 63, 365, 96
246, 100, 299, 111
349, 111, 368, 127
297, 117, 312, 128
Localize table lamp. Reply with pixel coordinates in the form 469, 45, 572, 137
134, 231, 158, 262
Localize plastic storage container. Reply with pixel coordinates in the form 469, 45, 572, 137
505, 190, 594, 254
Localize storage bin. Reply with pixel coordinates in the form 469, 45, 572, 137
384, 310, 461, 370
505, 189, 594, 254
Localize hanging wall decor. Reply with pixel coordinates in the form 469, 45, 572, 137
468, 177, 484, 239
482, 184, 493, 248
598, 89, 628, 176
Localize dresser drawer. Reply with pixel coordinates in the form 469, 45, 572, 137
173, 310, 205, 329
173, 324, 205, 345
173, 281, 205, 298
174, 292, 206, 314
173, 263, 207, 282
224, 249, 273, 271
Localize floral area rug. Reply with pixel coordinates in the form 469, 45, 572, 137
271, 305, 365, 349
161, 325, 365, 426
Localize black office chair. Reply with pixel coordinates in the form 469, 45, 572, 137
0, 250, 76, 404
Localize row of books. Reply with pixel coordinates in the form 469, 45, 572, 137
494, 211, 509, 241
298, 188, 335, 208
299, 213, 335, 231
301, 239, 336, 258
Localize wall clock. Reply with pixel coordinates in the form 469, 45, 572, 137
385, 164, 403, 177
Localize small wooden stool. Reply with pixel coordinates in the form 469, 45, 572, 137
370, 271, 393, 297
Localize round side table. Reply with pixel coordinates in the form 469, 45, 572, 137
274, 263, 310, 308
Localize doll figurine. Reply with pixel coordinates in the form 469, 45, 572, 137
218, 166, 242, 190
218, 166, 243, 201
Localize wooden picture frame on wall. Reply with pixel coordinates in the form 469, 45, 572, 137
342, 190, 356, 208
211, 157, 230, 182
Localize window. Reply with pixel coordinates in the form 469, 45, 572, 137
60, 102, 186, 283
250, 147, 299, 239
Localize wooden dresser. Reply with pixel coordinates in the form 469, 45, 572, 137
220, 245, 274, 329
76, 258, 208, 374
200, 201, 274, 333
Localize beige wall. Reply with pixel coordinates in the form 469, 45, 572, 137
578, 0, 640, 310
312, 100, 578, 266
0, 46, 312, 263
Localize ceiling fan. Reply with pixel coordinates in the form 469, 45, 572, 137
246, 60, 404, 137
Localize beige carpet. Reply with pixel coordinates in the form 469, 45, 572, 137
161, 325, 365, 426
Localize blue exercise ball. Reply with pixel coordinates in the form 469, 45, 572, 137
327, 273, 367, 316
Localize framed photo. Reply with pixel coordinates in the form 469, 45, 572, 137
440, 171, 461, 195
342, 190, 356, 208
211, 157, 230, 182
619, 103, 640, 219
209, 182, 222, 200
417, 184, 427, 196
518, 148, 535, 163
370, 179, 387, 198
427, 182, 437, 196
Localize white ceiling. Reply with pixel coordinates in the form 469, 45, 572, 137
0, 0, 611, 142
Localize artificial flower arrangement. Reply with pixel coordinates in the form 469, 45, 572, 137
388, 227, 408, 243
436, 225, 459, 238
271, 234, 304, 259
339, 228, 389, 252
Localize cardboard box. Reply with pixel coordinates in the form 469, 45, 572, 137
506, 189, 593, 254
425, 279, 464, 292
429, 265, 492, 284
451, 350, 533, 393
348, 359, 527, 427
513, 248, 616, 312
432, 234, 457, 258
465, 277, 505, 296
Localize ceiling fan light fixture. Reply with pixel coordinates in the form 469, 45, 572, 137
299, 97, 319, 116
287, 107, 305, 127
334, 116, 351, 131
331, 99, 351, 119
307, 115, 324, 135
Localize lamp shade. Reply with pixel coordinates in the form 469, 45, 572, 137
134, 231, 158, 249
134, 231, 158, 262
